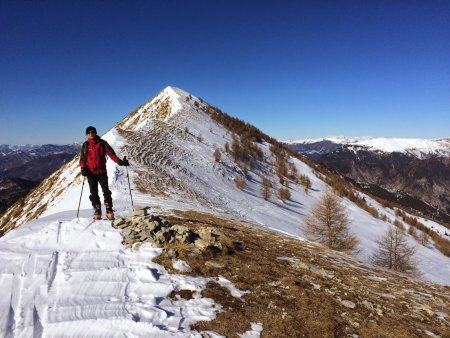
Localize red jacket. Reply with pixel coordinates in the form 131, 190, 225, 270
79, 136, 121, 175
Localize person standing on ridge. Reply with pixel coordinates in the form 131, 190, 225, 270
79, 126, 129, 220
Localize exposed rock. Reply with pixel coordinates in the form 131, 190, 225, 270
205, 261, 225, 269
172, 225, 190, 234
167, 249, 177, 259
340, 300, 356, 309
112, 217, 126, 228
293, 260, 335, 279
143, 218, 159, 231
115, 208, 233, 257
194, 239, 211, 250
132, 209, 147, 217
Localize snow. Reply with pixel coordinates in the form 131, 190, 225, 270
214, 276, 250, 298
0, 214, 223, 337
285, 136, 450, 158
238, 322, 263, 337
172, 259, 192, 272
1, 86, 449, 335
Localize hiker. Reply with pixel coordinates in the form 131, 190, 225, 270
79, 126, 129, 220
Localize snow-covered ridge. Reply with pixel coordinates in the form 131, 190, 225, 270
284, 136, 450, 158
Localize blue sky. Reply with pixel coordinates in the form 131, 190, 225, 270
0, 0, 449, 144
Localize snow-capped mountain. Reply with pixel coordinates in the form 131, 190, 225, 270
284, 137, 450, 225
0, 87, 449, 336
285, 136, 450, 159
0, 143, 81, 157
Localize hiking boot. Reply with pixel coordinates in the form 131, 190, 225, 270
105, 204, 114, 220
93, 205, 102, 220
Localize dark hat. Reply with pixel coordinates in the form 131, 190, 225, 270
86, 126, 97, 135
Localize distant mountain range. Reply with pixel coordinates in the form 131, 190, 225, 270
284, 137, 450, 223
0, 144, 80, 213
284, 136, 450, 159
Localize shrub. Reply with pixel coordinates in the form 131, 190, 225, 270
235, 177, 246, 191
393, 219, 405, 231
277, 187, 291, 202
419, 232, 430, 247
213, 148, 221, 162
408, 226, 418, 239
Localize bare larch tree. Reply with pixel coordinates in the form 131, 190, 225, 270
304, 190, 359, 252
371, 226, 419, 275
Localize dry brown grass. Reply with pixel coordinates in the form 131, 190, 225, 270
151, 210, 450, 338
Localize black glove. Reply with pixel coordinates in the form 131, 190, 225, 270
119, 158, 129, 166
81, 167, 89, 176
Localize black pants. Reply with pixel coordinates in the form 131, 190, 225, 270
87, 174, 112, 208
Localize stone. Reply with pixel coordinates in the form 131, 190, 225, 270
143, 219, 158, 231
198, 228, 213, 241
154, 231, 167, 243
122, 228, 132, 237
132, 209, 146, 217
194, 239, 210, 250
188, 248, 202, 256
138, 231, 148, 241
167, 249, 177, 259
119, 222, 131, 229
205, 261, 225, 269
293, 261, 334, 279
340, 300, 356, 309
210, 228, 223, 237
212, 242, 223, 251
172, 225, 189, 234
112, 218, 125, 228
362, 300, 374, 311
134, 205, 149, 211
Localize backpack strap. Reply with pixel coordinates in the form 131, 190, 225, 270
80, 141, 88, 162
99, 139, 109, 160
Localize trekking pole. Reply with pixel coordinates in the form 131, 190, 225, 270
77, 176, 86, 219
124, 156, 134, 210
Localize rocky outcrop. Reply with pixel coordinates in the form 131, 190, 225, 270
112, 206, 232, 256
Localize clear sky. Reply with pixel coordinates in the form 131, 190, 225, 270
1, 0, 449, 144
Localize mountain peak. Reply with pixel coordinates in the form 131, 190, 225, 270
116, 86, 204, 132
